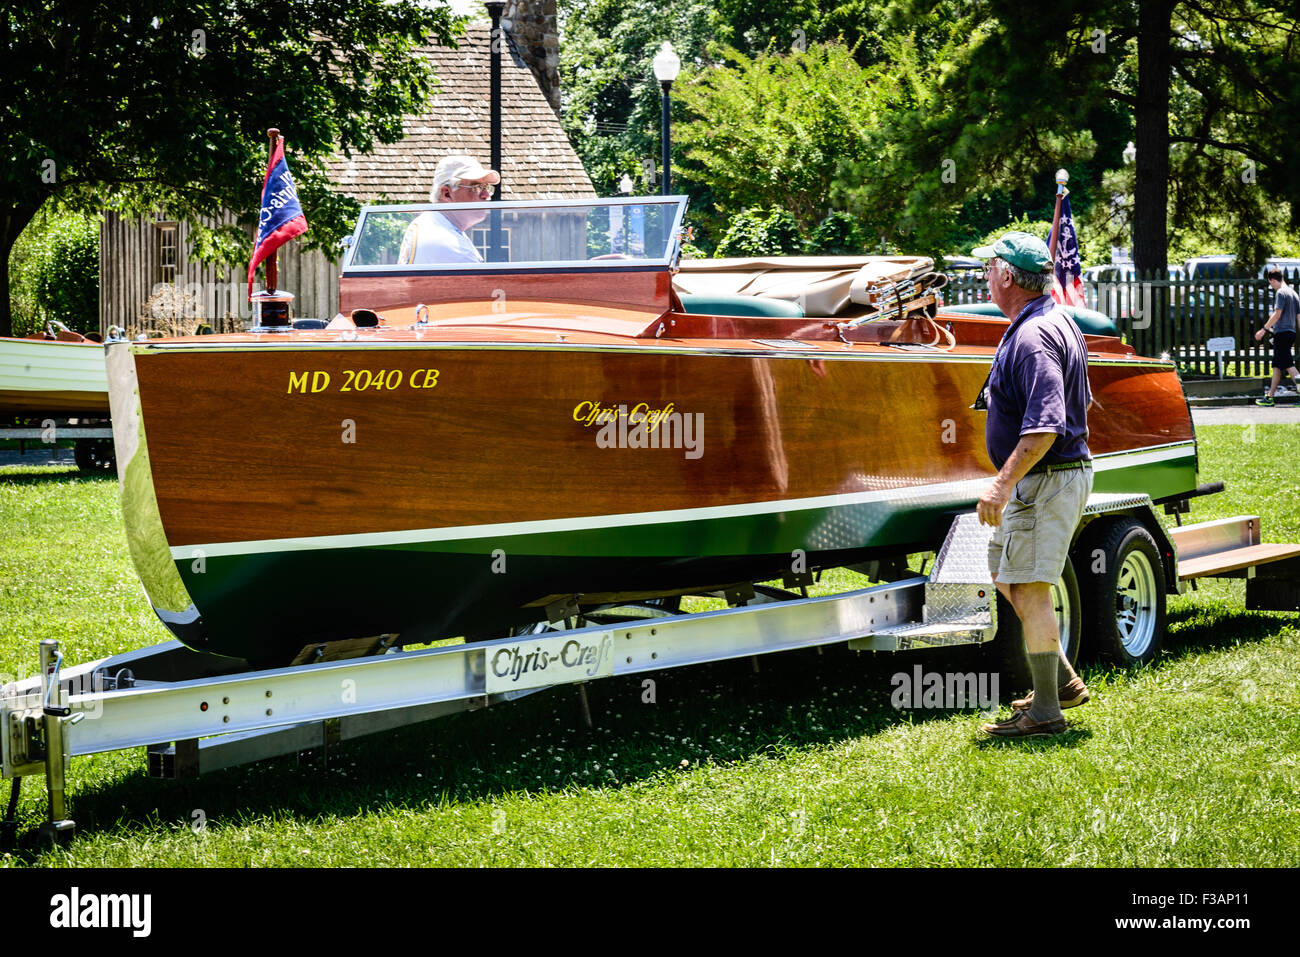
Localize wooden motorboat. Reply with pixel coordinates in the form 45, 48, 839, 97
107, 197, 1197, 663
0, 325, 108, 417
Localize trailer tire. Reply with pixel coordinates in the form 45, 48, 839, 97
982, 558, 1082, 695
1078, 518, 1166, 667
74, 438, 115, 473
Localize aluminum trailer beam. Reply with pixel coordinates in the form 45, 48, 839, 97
6, 575, 938, 763
0, 429, 113, 439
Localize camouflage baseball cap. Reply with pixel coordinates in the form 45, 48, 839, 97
971, 231, 1053, 274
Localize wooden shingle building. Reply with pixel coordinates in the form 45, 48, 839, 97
100, 9, 593, 335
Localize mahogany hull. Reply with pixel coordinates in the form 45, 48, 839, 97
109, 332, 1197, 663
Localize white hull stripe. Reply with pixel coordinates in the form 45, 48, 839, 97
171, 442, 1196, 559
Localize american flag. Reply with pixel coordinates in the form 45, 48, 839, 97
1051, 194, 1086, 307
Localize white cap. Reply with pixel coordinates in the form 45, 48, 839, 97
431, 155, 501, 201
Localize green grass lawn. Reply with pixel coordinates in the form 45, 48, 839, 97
0, 425, 1297, 867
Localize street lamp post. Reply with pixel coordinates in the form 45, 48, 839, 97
652, 41, 680, 196
486, 2, 506, 261
486, 1, 506, 189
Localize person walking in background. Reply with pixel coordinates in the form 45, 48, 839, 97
1255, 268, 1299, 406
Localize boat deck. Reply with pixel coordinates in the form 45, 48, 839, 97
130, 309, 1150, 362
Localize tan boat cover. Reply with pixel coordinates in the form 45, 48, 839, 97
674, 255, 935, 317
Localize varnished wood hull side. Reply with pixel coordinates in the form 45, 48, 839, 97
120, 340, 1196, 661
132, 348, 1196, 545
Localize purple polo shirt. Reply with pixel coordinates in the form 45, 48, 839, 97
984, 295, 1092, 471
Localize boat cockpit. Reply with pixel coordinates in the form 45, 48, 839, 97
322, 196, 1120, 351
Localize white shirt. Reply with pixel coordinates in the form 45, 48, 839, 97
398, 211, 483, 265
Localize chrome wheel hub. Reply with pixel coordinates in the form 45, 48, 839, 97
1115, 550, 1158, 656
1051, 575, 1074, 657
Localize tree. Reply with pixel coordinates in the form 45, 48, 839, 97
670, 18, 979, 255
714, 207, 804, 257
673, 43, 885, 237
0, 0, 460, 336
889, 0, 1300, 273
557, 0, 719, 196
806, 211, 868, 255
560, 1, 1002, 254
9, 210, 100, 337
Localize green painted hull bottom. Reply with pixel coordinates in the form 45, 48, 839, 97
170, 454, 1196, 663
1091, 454, 1194, 499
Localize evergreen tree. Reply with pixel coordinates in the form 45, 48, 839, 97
888, 0, 1300, 272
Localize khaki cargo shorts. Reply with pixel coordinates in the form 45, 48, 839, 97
988, 467, 1093, 585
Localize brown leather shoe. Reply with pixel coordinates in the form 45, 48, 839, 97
1011, 677, 1090, 712
982, 710, 1068, 737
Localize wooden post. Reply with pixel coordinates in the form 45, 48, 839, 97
266, 128, 280, 293
1048, 168, 1068, 259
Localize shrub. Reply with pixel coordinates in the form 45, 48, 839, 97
806, 211, 866, 255
9, 210, 100, 337
713, 207, 803, 257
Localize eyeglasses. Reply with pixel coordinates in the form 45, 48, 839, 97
984, 258, 1002, 279
452, 182, 494, 197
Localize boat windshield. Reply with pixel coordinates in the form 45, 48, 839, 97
342, 197, 688, 273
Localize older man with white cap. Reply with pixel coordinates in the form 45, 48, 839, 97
398, 155, 502, 265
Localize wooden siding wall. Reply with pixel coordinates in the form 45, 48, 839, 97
100, 211, 340, 337
99, 211, 159, 336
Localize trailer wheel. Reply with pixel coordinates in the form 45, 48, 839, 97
73, 438, 115, 473
983, 557, 1082, 693
1079, 519, 1166, 666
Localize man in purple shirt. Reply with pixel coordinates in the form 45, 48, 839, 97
972, 232, 1094, 737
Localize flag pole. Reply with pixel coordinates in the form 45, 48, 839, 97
1048, 168, 1068, 259
265, 128, 280, 293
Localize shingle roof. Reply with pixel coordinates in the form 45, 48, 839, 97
329, 24, 595, 202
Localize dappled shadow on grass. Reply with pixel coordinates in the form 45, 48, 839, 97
9, 644, 1003, 851
0, 467, 114, 487
1163, 604, 1295, 658
973, 726, 1094, 751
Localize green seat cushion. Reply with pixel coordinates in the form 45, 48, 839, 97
677, 293, 805, 318
940, 302, 1117, 336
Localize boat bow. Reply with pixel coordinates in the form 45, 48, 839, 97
107, 341, 207, 648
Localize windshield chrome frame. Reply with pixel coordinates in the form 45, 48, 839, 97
341, 195, 689, 274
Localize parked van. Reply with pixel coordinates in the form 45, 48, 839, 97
1084, 263, 1181, 318
1183, 255, 1238, 280
1262, 258, 1300, 279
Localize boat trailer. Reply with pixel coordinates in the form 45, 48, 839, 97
0, 419, 115, 472
4, 494, 1298, 843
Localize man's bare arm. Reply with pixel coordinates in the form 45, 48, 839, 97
1257, 307, 1283, 340
977, 431, 1058, 526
